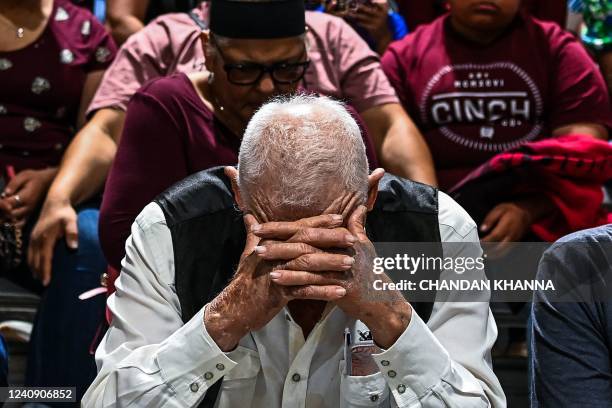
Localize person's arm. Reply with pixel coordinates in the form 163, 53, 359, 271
76, 71, 107, 129
48, 109, 124, 206
28, 108, 124, 284
549, 30, 612, 141
99, 89, 189, 271
361, 103, 437, 186
106, 0, 150, 45
552, 123, 608, 140
83, 203, 239, 407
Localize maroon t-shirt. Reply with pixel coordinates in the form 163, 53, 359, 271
0, 0, 116, 172
382, 13, 612, 190
100, 73, 379, 270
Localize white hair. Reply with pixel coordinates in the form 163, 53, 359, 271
238, 94, 369, 214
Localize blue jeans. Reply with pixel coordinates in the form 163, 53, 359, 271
25, 205, 107, 403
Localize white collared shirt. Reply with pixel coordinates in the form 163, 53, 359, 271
83, 191, 506, 407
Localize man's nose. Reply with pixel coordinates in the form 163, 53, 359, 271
256, 72, 276, 94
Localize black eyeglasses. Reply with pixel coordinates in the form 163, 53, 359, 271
214, 43, 311, 86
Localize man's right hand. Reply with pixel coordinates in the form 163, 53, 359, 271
28, 197, 79, 286
204, 213, 351, 351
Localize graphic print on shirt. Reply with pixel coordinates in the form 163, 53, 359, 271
420, 62, 544, 152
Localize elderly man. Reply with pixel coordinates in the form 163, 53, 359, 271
84, 95, 504, 407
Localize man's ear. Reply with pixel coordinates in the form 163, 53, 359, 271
366, 168, 385, 211
201, 30, 214, 72
224, 166, 245, 210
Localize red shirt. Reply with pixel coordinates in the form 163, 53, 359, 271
0, 0, 116, 172
382, 13, 612, 190
99, 73, 379, 270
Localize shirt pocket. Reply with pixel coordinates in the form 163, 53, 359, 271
339, 360, 390, 408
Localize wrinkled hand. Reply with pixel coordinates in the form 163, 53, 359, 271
480, 201, 533, 257
254, 205, 412, 348
0, 168, 57, 224
28, 197, 79, 286
205, 213, 349, 351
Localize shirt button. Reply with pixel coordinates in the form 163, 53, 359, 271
387, 370, 397, 378
190, 382, 199, 392
397, 384, 406, 394
381, 360, 390, 366
370, 394, 379, 402
216, 363, 225, 371
204, 372, 213, 380
291, 373, 301, 382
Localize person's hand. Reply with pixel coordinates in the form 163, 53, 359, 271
0, 168, 58, 224
253, 205, 412, 349
204, 213, 349, 351
480, 201, 533, 257
27, 196, 79, 286
349, 0, 392, 54
323, 0, 353, 18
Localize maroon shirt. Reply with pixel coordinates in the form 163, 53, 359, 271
100, 73, 379, 270
382, 13, 612, 190
0, 0, 116, 172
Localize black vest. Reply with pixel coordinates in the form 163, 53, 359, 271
154, 166, 443, 407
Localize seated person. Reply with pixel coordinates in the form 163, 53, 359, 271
28, 0, 436, 282
530, 224, 612, 407
84, 94, 505, 407
0, 0, 116, 398
382, 0, 611, 244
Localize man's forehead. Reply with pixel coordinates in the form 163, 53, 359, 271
217, 36, 306, 64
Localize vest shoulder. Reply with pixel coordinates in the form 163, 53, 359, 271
154, 167, 235, 226
376, 174, 438, 214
